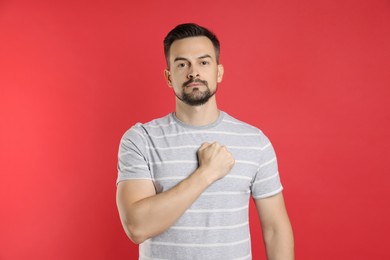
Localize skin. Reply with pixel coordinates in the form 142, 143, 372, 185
164, 36, 224, 126
116, 36, 294, 259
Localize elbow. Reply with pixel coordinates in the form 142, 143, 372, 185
124, 224, 149, 244
129, 235, 147, 245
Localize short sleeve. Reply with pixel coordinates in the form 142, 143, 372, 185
251, 134, 283, 199
116, 124, 152, 185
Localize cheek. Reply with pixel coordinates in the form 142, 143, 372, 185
171, 81, 183, 92
171, 71, 187, 82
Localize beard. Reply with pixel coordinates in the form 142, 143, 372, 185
175, 78, 217, 106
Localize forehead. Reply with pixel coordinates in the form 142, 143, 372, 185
169, 36, 216, 61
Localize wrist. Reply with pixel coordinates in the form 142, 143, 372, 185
194, 166, 214, 186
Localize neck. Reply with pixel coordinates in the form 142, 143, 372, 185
175, 96, 219, 126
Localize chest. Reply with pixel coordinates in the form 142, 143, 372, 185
145, 132, 261, 194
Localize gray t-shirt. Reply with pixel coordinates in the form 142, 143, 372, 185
117, 111, 283, 260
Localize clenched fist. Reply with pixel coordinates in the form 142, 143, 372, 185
197, 142, 235, 184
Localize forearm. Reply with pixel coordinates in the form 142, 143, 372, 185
264, 224, 294, 260
118, 141, 235, 244
255, 194, 294, 260
121, 167, 213, 243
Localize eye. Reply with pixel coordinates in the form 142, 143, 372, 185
177, 63, 187, 68
200, 61, 209, 65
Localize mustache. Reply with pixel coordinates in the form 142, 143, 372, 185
183, 78, 208, 88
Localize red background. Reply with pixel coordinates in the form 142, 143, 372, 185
1, 0, 389, 259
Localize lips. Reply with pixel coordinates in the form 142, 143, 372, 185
186, 82, 204, 88
182, 78, 208, 89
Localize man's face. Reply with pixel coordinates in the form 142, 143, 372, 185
165, 36, 224, 106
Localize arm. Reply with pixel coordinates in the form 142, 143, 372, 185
255, 193, 294, 260
116, 142, 235, 244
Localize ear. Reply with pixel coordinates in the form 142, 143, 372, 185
164, 69, 172, 88
217, 64, 224, 83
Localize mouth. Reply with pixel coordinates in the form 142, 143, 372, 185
184, 79, 208, 89
186, 82, 204, 88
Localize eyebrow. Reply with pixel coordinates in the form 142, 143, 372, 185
198, 54, 212, 59
173, 54, 212, 63
173, 57, 189, 63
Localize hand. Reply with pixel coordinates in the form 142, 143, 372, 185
197, 142, 235, 183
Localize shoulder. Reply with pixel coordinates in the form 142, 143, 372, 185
220, 111, 272, 145
122, 113, 173, 139
141, 113, 175, 129
220, 111, 266, 134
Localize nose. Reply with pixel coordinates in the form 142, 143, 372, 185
187, 73, 199, 79
187, 67, 200, 79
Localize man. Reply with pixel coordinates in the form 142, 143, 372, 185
116, 23, 294, 259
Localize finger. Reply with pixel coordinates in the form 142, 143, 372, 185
214, 142, 227, 151
199, 142, 210, 150
211, 141, 221, 148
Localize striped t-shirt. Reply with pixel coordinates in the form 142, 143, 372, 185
117, 111, 283, 260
